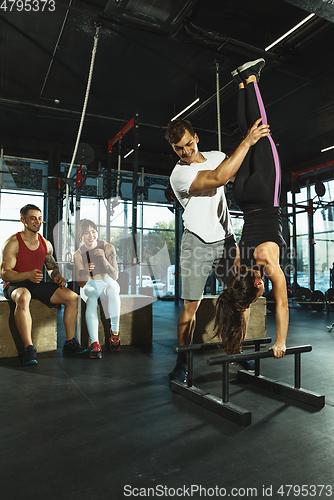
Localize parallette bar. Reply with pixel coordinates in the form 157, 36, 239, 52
208, 345, 312, 366
173, 337, 271, 354
173, 342, 222, 354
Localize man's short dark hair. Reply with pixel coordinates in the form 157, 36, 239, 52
20, 204, 41, 218
78, 219, 97, 238
165, 119, 195, 145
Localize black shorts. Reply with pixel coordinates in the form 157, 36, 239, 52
3, 281, 60, 307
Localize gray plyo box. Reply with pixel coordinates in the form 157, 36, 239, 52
193, 295, 266, 344
80, 294, 153, 346
0, 296, 57, 358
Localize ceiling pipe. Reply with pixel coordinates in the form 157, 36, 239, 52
185, 21, 275, 59
39, 0, 73, 100
0, 95, 221, 136
184, 80, 232, 120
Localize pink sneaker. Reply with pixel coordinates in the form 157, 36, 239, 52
89, 341, 102, 359
109, 333, 121, 352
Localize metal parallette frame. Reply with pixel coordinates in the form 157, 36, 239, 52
171, 340, 325, 426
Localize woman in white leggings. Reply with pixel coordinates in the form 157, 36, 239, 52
74, 219, 121, 359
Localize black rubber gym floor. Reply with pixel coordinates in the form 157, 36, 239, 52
1, 301, 333, 500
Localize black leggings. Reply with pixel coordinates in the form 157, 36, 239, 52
232, 82, 281, 212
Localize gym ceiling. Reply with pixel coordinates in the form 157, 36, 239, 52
1, 0, 334, 187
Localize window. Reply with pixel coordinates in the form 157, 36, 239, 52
287, 187, 309, 289
59, 176, 175, 295
287, 180, 334, 294
312, 181, 334, 293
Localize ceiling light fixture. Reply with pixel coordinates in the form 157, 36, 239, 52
124, 144, 141, 159
171, 97, 200, 121
265, 13, 315, 51
321, 145, 334, 153
40, 96, 60, 104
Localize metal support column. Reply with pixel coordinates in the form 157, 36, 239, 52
131, 114, 139, 294
74, 165, 82, 251
174, 201, 181, 305
222, 362, 229, 403
292, 184, 298, 297
307, 183, 315, 292
139, 167, 144, 287
186, 351, 194, 388
294, 352, 301, 389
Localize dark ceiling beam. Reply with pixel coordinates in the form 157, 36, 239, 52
0, 96, 220, 137
0, 12, 85, 86
185, 21, 276, 60
184, 16, 332, 132
283, 0, 334, 23
0, 97, 124, 124
55, 0, 196, 43
0, 133, 176, 172
0, 97, 135, 127
179, 16, 329, 124
184, 79, 234, 122
0, 14, 56, 58
283, 16, 331, 50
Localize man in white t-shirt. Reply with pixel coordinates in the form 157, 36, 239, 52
166, 117, 270, 382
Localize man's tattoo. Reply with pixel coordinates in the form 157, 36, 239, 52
45, 252, 59, 277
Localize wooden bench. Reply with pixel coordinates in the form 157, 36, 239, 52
80, 294, 153, 346
193, 295, 266, 344
0, 296, 57, 359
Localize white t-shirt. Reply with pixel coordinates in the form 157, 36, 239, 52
170, 151, 234, 243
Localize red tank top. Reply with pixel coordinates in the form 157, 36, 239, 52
13, 232, 48, 279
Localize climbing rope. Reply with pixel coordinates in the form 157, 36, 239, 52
63, 23, 101, 259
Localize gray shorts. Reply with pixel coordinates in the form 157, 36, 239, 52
180, 230, 236, 301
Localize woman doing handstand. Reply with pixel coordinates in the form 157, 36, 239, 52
215, 59, 288, 359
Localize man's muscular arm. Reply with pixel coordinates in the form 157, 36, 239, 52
45, 241, 61, 278
189, 118, 270, 193
0, 236, 43, 283
45, 240, 66, 288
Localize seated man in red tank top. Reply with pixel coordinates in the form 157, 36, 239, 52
0, 204, 88, 365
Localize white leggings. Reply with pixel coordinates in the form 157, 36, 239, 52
81, 277, 120, 344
